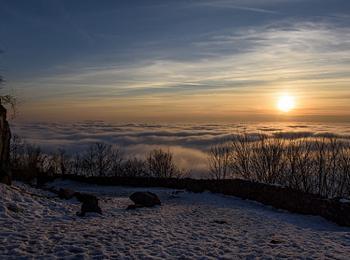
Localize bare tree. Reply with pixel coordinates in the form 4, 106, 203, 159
0, 51, 17, 117
210, 134, 350, 198
45, 149, 72, 176
109, 147, 124, 177
122, 157, 147, 177
10, 134, 25, 170
250, 136, 286, 184
230, 134, 254, 180
57, 149, 70, 175
208, 144, 232, 180
82, 143, 113, 177
94, 143, 113, 177
147, 148, 183, 178
338, 143, 350, 197
72, 153, 83, 176
284, 138, 313, 192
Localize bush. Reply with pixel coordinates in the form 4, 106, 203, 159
80, 143, 123, 177
122, 157, 146, 177
208, 144, 232, 180
208, 134, 350, 198
146, 148, 184, 178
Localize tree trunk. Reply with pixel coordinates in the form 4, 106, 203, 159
0, 101, 11, 185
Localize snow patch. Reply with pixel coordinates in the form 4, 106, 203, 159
0, 180, 349, 258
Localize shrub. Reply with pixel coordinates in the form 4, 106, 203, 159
208, 144, 232, 180
122, 157, 147, 177
146, 148, 184, 178
209, 134, 350, 198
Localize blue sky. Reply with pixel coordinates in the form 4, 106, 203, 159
1, 0, 350, 122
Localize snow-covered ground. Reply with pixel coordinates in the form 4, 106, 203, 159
0, 180, 350, 259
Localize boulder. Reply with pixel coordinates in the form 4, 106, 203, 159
0, 174, 11, 185
270, 239, 283, 245
75, 193, 102, 216
129, 192, 161, 208
7, 203, 22, 213
212, 220, 228, 225
58, 188, 76, 200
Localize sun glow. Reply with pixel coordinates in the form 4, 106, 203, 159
277, 94, 295, 113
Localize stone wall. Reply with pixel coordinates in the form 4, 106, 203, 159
49, 175, 350, 227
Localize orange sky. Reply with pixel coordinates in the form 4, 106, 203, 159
3, 1, 350, 123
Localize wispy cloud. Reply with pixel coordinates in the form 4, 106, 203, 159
10, 16, 350, 121
192, 0, 280, 14
22, 20, 350, 91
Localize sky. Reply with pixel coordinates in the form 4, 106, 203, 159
1, 0, 350, 123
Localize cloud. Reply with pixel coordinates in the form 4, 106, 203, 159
17, 19, 350, 106
123, 144, 209, 178
192, 1, 280, 14
273, 131, 314, 139
11, 121, 350, 176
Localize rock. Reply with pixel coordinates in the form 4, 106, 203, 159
270, 239, 283, 244
0, 174, 11, 185
0, 102, 11, 185
58, 188, 76, 200
75, 193, 102, 216
7, 203, 22, 213
129, 192, 161, 207
212, 220, 228, 225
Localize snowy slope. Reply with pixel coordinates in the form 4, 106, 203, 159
0, 180, 349, 259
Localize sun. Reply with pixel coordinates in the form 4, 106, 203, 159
277, 94, 295, 113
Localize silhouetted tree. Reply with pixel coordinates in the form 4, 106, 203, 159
210, 135, 350, 198
10, 134, 25, 170
147, 148, 184, 178
208, 144, 232, 180
0, 51, 16, 116
122, 157, 146, 177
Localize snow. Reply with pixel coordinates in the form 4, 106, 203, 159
0, 180, 350, 259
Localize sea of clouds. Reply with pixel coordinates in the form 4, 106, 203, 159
11, 121, 350, 177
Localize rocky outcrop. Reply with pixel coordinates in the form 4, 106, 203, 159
75, 192, 102, 216
128, 191, 161, 209
0, 102, 11, 185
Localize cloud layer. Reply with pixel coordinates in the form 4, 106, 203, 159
12, 121, 350, 177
